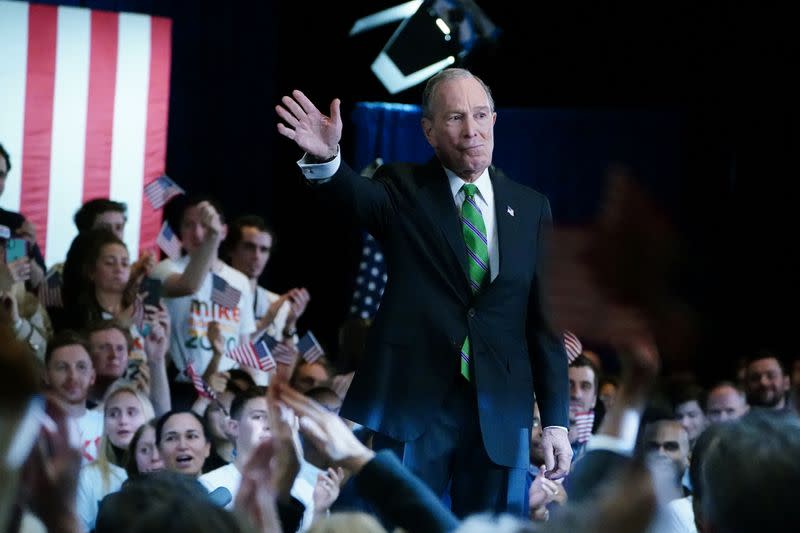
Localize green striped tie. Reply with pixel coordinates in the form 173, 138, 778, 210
459, 183, 489, 380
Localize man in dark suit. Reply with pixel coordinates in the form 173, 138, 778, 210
275, 68, 571, 517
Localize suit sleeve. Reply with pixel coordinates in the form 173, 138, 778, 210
355, 451, 460, 533
314, 160, 396, 240
527, 198, 570, 428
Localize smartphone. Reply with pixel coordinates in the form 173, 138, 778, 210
5, 238, 29, 263
124, 359, 143, 381
140, 277, 163, 307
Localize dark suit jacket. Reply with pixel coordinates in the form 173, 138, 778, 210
323, 158, 569, 469
356, 450, 459, 533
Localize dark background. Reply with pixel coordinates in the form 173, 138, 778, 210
36, 0, 800, 379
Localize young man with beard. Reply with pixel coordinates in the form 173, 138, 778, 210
44, 330, 103, 464
223, 215, 309, 342
744, 350, 790, 411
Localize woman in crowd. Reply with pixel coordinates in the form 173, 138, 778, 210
124, 419, 164, 479
156, 410, 212, 478
76, 382, 155, 531
64, 228, 150, 357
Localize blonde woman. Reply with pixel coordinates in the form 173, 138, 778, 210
76, 382, 154, 532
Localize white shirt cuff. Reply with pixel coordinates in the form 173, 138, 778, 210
585, 409, 640, 456
297, 146, 341, 180
543, 425, 568, 433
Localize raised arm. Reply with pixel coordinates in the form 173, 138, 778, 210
160, 201, 223, 297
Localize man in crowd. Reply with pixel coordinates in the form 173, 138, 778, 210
672, 384, 708, 448
642, 419, 690, 501
86, 319, 171, 416
705, 381, 749, 423
223, 214, 309, 342
152, 196, 256, 397
0, 142, 45, 272
568, 355, 599, 458
743, 350, 790, 411
44, 330, 103, 464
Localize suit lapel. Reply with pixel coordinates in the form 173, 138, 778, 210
489, 167, 518, 287
417, 159, 471, 294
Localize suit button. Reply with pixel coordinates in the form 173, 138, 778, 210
467, 308, 476, 318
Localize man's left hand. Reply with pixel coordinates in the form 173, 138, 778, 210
541, 426, 573, 480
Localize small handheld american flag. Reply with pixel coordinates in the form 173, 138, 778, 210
144, 175, 185, 210
349, 232, 387, 319
297, 331, 324, 363
39, 269, 63, 308
564, 331, 582, 364
571, 410, 595, 444
211, 274, 241, 309
186, 360, 216, 400
225, 339, 276, 372
156, 222, 182, 260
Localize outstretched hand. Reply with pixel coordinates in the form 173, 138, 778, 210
275, 382, 375, 473
276, 90, 342, 160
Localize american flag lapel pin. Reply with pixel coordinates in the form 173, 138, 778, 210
507, 206, 514, 217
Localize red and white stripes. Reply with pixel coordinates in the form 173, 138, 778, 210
0, 1, 171, 265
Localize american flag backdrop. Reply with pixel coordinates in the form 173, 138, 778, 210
0, 1, 171, 265
349, 232, 388, 319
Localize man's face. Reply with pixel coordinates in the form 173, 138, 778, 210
179, 205, 207, 253
644, 420, 690, 476
421, 76, 496, 181
745, 357, 789, 409
0, 156, 8, 197
706, 385, 748, 423
45, 344, 95, 406
232, 397, 271, 456
569, 365, 597, 412
230, 226, 273, 280
93, 211, 126, 239
292, 362, 330, 393
88, 328, 129, 379
674, 400, 707, 442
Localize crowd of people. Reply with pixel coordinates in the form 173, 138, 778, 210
2, 67, 800, 533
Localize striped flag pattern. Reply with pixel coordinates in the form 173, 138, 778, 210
571, 410, 595, 443
564, 330, 582, 363
211, 273, 241, 309
38, 268, 63, 308
297, 331, 324, 363
0, 1, 172, 266
155, 221, 181, 260
144, 174, 184, 210
186, 359, 216, 400
225, 339, 276, 372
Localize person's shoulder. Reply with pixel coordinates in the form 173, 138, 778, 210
219, 263, 250, 290
376, 160, 437, 183
0, 207, 25, 229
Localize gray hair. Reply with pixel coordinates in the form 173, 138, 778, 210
702, 410, 800, 532
421, 67, 495, 120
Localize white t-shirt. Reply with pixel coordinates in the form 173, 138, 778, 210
199, 458, 319, 530
198, 463, 240, 510
76, 461, 127, 532
71, 408, 104, 465
151, 257, 256, 379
